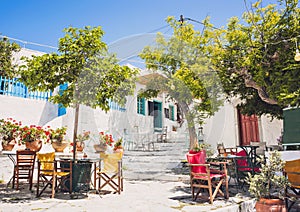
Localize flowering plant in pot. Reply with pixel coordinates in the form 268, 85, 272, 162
20, 125, 47, 151
247, 151, 289, 212
48, 126, 67, 143
72, 130, 90, 152
113, 138, 124, 154
0, 118, 21, 150
48, 126, 68, 152
99, 131, 114, 146
20, 125, 47, 143
94, 131, 114, 153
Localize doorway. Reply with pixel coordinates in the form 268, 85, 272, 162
238, 110, 260, 146
153, 101, 162, 129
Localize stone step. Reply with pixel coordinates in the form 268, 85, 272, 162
122, 136, 189, 180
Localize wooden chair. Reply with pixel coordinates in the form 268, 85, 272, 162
13, 149, 36, 190
284, 159, 300, 210
218, 147, 237, 157
157, 126, 167, 143
36, 152, 72, 198
234, 150, 261, 190
96, 152, 123, 194
186, 150, 229, 204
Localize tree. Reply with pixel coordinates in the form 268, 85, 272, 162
18, 26, 138, 159
0, 36, 20, 77
139, 17, 223, 149
205, 0, 300, 118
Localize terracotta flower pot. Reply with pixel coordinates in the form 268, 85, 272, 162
1, 139, 16, 151
76, 141, 84, 152
255, 198, 287, 212
25, 140, 42, 152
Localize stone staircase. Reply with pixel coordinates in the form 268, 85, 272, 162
122, 138, 190, 181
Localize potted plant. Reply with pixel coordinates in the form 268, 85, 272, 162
247, 151, 289, 212
94, 131, 114, 153
48, 126, 68, 152
0, 118, 21, 151
74, 130, 90, 152
20, 125, 47, 151
113, 138, 123, 154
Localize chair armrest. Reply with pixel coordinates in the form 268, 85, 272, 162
187, 163, 210, 167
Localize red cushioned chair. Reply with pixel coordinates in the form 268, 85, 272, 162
186, 150, 229, 204
234, 150, 260, 190
236, 150, 260, 173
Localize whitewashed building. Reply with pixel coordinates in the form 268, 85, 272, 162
0, 48, 283, 153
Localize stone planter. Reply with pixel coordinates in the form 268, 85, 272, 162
94, 143, 107, 153
52, 142, 68, 152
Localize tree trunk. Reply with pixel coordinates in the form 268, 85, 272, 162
178, 101, 197, 150
72, 102, 80, 161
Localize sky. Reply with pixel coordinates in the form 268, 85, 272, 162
0, 0, 278, 54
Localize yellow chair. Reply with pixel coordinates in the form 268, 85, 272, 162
284, 159, 300, 210
97, 152, 123, 194
36, 152, 72, 198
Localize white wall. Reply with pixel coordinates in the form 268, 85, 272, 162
203, 101, 238, 152
0, 95, 57, 126
260, 115, 283, 145
201, 100, 282, 153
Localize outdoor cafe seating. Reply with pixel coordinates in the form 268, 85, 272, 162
96, 152, 123, 194
13, 149, 36, 191
36, 152, 73, 198
2, 147, 100, 198
186, 150, 229, 204
215, 145, 262, 192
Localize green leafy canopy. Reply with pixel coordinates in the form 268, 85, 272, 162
18, 26, 138, 111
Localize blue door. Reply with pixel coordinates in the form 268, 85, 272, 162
154, 101, 162, 129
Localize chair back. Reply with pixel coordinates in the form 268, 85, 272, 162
101, 152, 123, 173
236, 150, 248, 167
186, 150, 206, 173
285, 159, 300, 188
16, 149, 36, 165
15, 150, 36, 190
37, 152, 55, 175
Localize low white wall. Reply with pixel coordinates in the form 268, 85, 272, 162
0, 95, 58, 126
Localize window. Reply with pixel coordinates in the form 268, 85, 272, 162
169, 105, 175, 121
164, 108, 169, 119
148, 101, 154, 116
137, 97, 145, 115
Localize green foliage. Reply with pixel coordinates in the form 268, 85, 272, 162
48, 126, 67, 142
0, 37, 20, 77
139, 17, 223, 148
18, 26, 138, 111
247, 151, 289, 200
205, 0, 300, 118
192, 142, 214, 157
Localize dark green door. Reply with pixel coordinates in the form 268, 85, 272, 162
154, 101, 162, 129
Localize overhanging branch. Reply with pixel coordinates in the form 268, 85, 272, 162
240, 67, 278, 105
